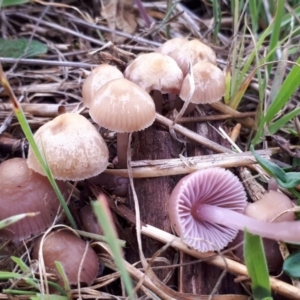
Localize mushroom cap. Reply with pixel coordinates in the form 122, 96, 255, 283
169, 39, 217, 76
82, 64, 124, 108
79, 204, 103, 235
179, 61, 226, 104
0, 158, 66, 241
27, 113, 109, 181
156, 37, 188, 55
89, 78, 156, 133
124, 53, 183, 94
32, 230, 99, 287
245, 190, 294, 222
169, 168, 247, 252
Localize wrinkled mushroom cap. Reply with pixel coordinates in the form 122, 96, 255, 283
27, 113, 109, 181
156, 37, 188, 55
32, 230, 99, 287
169, 39, 217, 76
179, 61, 226, 104
89, 78, 156, 132
169, 168, 246, 252
124, 52, 183, 94
82, 64, 124, 108
0, 158, 66, 241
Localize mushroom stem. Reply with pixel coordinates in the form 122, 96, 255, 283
193, 204, 300, 243
117, 132, 129, 169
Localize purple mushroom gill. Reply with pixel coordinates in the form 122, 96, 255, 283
169, 168, 300, 252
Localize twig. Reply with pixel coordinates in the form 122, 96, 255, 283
141, 224, 300, 299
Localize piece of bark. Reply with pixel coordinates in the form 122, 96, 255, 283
126, 124, 182, 284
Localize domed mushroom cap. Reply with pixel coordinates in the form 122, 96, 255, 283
27, 113, 109, 181
179, 61, 226, 104
169, 168, 247, 252
89, 78, 156, 133
245, 190, 294, 222
169, 39, 217, 76
82, 64, 124, 108
32, 230, 99, 287
0, 158, 66, 241
124, 53, 183, 94
156, 37, 188, 55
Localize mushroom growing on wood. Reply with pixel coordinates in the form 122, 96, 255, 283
82, 64, 124, 108
89, 78, 156, 168
32, 230, 99, 287
169, 168, 300, 252
27, 113, 109, 181
0, 158, 66, 241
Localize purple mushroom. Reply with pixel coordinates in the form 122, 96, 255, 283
169, 167, 300, 252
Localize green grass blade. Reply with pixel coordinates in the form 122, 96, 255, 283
266, 0, 285, 75
269, 107, 300, 134
0, 212, 38, 229
10, 256, 29, 272
91, 195, 134, 300
244, 230, 272, 300
253, 56, 300, 144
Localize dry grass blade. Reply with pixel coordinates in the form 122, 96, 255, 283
105, 150, 272, 178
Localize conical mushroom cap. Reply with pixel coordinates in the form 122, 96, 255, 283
89, 78, 156, 133
0, 158, 66, 241
169, 39, 217, 76
124, 53, 183, 94
180, 61, 226, 104
27, 113, 109, 180
82, 64, 124, 108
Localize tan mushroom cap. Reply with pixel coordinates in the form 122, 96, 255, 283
82, 64, 124, 108
156, 37, 188, 55
27, 113, 109, 181
169, 39, 217, 76
0, 158, 67, 241
124, 53, 183, 94
32, 230, 99, 287
179, 61, 226, 104
89, 78, 156, 132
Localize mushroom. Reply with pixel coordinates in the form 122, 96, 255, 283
179, 61, 226, 104
156, 37, 188, 55
89, 78, 156, 168
82, 64, 124, 108
169, 167, 300, 252
27, 113, 109, 181
0, 158, 66, 241
79, 204, 103, 235
168, 39, 217, 77
124, 52, 183, 112
230, 184, 294, 273
124, 52, 183, 95
32, 229, 99, 287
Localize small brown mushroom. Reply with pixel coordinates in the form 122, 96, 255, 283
32, 230, 99, 287
156, 37, 188, 55
82, 64, 124, 108
169, 39, 217, 76
124, 52, 183, 94
27, 113, 109, 181
0, 158, 66, 241
89, 78, 156, 168
179, 61, 226, 105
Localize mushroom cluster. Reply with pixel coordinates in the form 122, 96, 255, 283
81, 38, 226, 166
